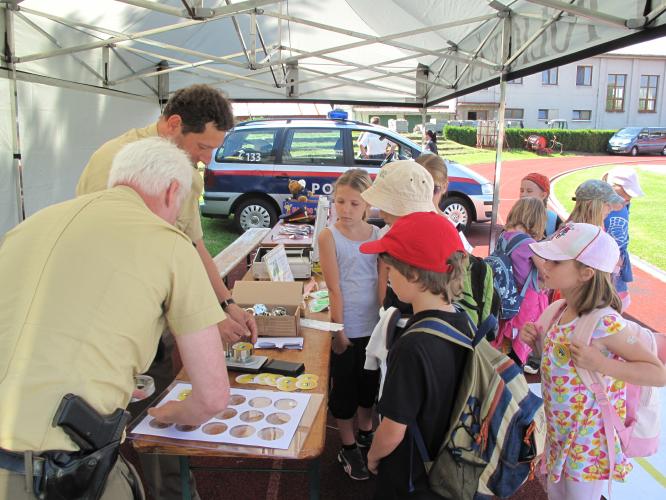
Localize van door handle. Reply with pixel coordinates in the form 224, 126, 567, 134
276, 174, 289, 179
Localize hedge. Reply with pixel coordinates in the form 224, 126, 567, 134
443, 126, 476, 146
443, 125, 616, 153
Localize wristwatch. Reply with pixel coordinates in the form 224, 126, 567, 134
220, 298, 236, 311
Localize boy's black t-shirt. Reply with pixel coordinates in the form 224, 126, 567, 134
376, 309, 471, 500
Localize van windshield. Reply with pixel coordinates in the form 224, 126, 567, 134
615, 127, 642, 137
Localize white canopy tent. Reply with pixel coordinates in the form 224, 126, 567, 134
2, 0, 666, 236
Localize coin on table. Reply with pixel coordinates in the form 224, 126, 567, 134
295, 378, 318, 390
297, 373, 319, 383
176, 389, 191, 401
235, 374, 257, 384
276, 376, 298, 392
256, 373, 279, 386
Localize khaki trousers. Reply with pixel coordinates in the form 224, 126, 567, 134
0, 457, 142, 500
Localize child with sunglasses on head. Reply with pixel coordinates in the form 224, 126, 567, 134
602, 167, 645, 311
317, 168, 381, 481
520, 223, 666, 500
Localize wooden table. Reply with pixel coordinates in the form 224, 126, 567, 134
130, 320, 331, 499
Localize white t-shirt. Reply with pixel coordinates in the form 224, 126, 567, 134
358, 132, 389, 156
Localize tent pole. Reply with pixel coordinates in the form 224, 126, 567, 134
489, 13, 511, 251
4, 5, 25, 224
421, 106, 427, 148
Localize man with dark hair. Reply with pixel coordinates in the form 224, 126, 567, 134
76, 84, 253, 500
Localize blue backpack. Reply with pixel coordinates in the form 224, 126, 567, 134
484, 234, 538, 320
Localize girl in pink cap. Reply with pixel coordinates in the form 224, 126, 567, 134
520, 222, 666, 500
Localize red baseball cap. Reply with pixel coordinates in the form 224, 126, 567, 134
360, 212, 465, 272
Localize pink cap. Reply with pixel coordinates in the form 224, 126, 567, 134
528, 222, 619, 273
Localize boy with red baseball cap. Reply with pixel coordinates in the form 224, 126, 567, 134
360, 211, 471, 499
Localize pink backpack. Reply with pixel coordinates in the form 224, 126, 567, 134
537, 300, 662, 473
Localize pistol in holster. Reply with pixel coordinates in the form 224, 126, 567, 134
32, 393, 135, 500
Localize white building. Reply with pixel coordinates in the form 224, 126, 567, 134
457, 40, 666, 130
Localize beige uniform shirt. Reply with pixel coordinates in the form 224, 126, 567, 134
0, 187, 224, 452
76, 123, 204, 242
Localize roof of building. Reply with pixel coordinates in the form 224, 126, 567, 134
608, 37, 666, 57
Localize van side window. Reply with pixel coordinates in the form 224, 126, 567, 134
351, 130, 412, 166
650, 128, 666, 139
216, 129, 278, 163
282, 129, 343, 164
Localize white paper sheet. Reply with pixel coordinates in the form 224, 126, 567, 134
131, 383, 311, 450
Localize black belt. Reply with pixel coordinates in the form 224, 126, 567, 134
0, 448, 45, 477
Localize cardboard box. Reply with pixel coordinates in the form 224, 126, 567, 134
252, 247, 312, 280
232, 280, 303, 337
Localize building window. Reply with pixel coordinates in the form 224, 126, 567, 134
542, 68, 558, 85
606, 74, 626, 112
572, 110, 592, 121
538, 109, 549, 120
576, 66, 592, 86
639, 75, 659, 112
508, 78, 523, 84
505, 108, 524, 119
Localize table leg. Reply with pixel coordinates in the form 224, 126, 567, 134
179, 456, 192, 500
308, 458, 320, 500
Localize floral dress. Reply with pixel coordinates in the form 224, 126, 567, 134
541, 312, 633, 483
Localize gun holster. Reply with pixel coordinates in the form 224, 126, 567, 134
36, 440, 120, 500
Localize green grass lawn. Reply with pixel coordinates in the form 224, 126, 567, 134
447, 148, 573, 165
553, 165, 666, 270
201, 216, 238, 258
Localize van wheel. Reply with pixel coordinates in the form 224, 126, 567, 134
234, 198, 277, 232
441, 196, 473, 233
661, 146, 666, 156
630, 146, 639, 156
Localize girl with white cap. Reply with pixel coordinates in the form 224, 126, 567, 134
520, 222, 666, 500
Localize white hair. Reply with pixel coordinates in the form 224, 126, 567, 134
107, 137, 192, 206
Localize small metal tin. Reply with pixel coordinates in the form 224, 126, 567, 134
253, 303, 269, 316
271, 306, 287, 316
232, 341, 254, 363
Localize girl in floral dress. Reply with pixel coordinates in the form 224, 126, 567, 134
519, 222, 666, 500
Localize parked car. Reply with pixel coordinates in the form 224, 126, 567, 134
607, 127, 666, 156
546, 119, 568, 129
201, 116, 494, 232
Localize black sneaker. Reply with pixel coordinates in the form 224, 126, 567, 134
337, 447, 370, 480
524, 358, 540, 375
356, 431, 374, 448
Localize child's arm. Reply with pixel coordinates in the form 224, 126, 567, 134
367, 417, 406, 475
520, 322, 544, 355
571, 329, 666, 387
318, 228, 351, 354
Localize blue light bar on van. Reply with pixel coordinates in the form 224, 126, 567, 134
327, 109, 348, 120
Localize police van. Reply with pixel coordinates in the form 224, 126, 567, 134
201, 115, 494, 232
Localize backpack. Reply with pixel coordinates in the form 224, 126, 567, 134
405, 315, 546, 500
537, 300, 662, 469
457, 255, 501, 338
484, 233, 538, 320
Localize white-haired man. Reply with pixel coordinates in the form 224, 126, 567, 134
0, 137, 230, 499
